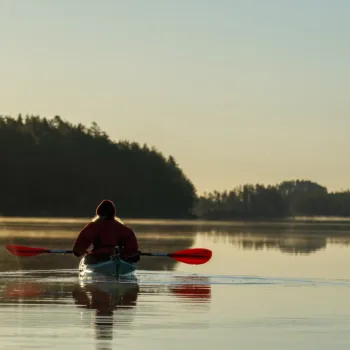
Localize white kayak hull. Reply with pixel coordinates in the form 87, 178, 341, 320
79, 256, 137, 278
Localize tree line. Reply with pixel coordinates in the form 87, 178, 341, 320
0, 114, 196, 218
1, 114, 350, 220
194, 180, 350, 219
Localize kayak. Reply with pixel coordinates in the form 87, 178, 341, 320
78, 255, 137, 279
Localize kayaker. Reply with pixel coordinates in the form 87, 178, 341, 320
72, 199, 140, 264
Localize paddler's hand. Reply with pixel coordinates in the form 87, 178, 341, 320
73, 249, 84, 257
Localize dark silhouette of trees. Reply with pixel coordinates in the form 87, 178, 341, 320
2, 114, 350, 220
0, 114, 196, 218
194, 184, 287, 219
194, 180, 350, 220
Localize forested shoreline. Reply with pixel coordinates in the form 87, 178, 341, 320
1, 114, 350, 220
0, 115, 195, 218
194, 181, 350, 219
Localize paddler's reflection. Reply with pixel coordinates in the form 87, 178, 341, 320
72, 280, 139, 348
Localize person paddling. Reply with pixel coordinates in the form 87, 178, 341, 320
72, 200, 140, 264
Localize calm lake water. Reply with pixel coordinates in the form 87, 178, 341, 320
1, 218, 350, 349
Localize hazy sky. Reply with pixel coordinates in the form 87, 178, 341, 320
1, 0, 350, 194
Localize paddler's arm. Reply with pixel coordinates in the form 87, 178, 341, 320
73, 223, 97, 257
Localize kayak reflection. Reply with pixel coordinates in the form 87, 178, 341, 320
72, 279, 139, 348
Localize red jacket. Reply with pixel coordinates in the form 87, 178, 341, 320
73, 220, 139, 258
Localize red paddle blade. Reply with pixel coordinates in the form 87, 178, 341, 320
168, 248, 212, 265
6, 244, 50, 257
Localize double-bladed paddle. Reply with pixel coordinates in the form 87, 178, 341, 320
6, 244, 212, 265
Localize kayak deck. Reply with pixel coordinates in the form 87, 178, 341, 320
79, 256, 136, 279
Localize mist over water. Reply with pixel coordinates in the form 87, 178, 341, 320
1, 219, 350, 349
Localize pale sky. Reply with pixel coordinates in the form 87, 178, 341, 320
1, 0, 350, 194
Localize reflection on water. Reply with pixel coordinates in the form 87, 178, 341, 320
2, 220, 350, 349
201, 230, 327, 254
1, 271, 212, 350
73, 281, 139, 350
170, 276, 211, 301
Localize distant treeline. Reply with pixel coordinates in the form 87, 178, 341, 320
2, 114, 350, 220
0, 115, 196, 218
194, 180, 350, 219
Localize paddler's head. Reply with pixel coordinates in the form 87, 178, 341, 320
96, 199, 116, 220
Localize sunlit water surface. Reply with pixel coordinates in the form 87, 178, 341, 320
1, 218, 350, 349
